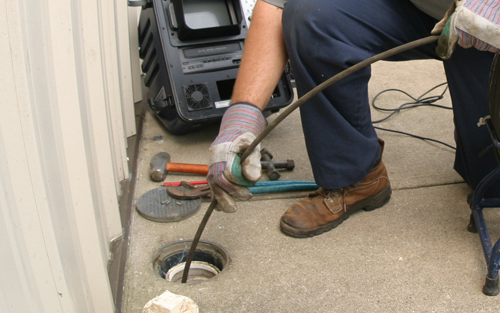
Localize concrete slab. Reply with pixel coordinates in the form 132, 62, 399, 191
123, 184, 500, 312
122, 59, 500, 312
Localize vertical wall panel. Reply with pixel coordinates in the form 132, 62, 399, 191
116, 1, 139, 138
129, 7, 143, 105
72, 0, 123, 246
1, 0, 80, 311
0, 0, 134, 311
99, 0, 130, 186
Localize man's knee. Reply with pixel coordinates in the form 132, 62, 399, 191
284, 0, 374, 52
282, 0, 344, 39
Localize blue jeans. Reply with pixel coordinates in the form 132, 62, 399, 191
282, 0, 496, 195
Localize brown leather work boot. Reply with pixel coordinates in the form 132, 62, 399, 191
280, 151, 391, 238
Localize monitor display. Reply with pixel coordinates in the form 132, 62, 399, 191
183, 0, 232, 29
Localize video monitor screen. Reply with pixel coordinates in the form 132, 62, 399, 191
183, 0, 233, 29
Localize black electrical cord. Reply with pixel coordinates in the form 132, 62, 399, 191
371, 82, 450, 123
371, 82, 456, 150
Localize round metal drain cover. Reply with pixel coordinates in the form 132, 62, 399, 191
136, 187, 201, 222
153, 240, 230, 284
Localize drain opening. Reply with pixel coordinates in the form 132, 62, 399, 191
153, 240, 229, 284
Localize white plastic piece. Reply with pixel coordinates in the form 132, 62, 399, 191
142, 290, 199, 313
166, 261, 220, 283
477, 115, 490, 127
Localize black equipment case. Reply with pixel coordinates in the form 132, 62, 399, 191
135, 0, 294, 135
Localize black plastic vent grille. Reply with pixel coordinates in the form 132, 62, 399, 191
138, 17, 160, 87
184, 84, 211, 111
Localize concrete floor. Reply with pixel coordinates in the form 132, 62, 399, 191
122, 60, 500, 312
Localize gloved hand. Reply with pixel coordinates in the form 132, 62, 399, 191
207, 103, 267, 212
432, 0, 500, 59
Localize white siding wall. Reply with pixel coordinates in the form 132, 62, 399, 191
0, 0, 137, 311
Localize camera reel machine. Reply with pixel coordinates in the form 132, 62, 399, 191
136, 0, 293, 135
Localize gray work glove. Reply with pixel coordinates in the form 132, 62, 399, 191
432, 0, 500, 59
207, 103, 266, 212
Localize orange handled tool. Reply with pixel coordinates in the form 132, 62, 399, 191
165, 162, 208, 175
150, 152, 208, 182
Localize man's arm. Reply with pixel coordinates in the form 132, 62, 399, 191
231, 0, 288, 109
206, 1, 287, 212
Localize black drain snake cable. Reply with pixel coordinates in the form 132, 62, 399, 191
181, 35, 440, 283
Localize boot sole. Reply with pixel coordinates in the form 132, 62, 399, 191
280, 184, 392, 238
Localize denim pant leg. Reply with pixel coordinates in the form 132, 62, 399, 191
443, 48, 496, 195
282, 0, 438, 188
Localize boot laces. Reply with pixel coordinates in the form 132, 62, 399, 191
315, 187, 343, 199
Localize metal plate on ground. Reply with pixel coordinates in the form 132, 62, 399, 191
136, 187, 201, 222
